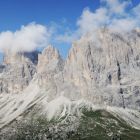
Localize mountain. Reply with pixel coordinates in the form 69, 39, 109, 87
0, 51, 38, 94
0, 29, 140, 139
65, 29, 140, 109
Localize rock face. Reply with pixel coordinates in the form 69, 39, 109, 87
64, 29, 140, 110
0, 51, 37, 94
36, 45, 65, 101
37, 45, 64, 87
37, 45, 64, 74
3, 50, 39, 65
0, 29, 140, 110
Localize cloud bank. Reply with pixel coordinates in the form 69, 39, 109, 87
56, 0, 140, 43
0, 22, 51, 53
0, 0, 140, 52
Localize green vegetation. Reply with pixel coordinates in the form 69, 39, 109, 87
2, 109, 140, 140
7, 117, 54, 140
70, 109, 140, 140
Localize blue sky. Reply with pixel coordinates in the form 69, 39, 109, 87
0, 0, 100, 31
0, 0, 140, 59
0, 0, 100, 58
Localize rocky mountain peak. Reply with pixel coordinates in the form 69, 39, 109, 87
0, 30, 140, 110
37, 45, 63, 74
3, 51, 25, 65
64, 30, 140, 109
0, 50, 38, 94
41, 45, 61, 60
0, 30, 140, 135
3, 50, 39, 65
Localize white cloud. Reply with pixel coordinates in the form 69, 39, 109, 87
109, 18, 137, 32
0, 22, 51, 53
133, 3, 140, 19
77, 0, 136, 34
102, 0, 131, 15
56, 32, 79, 43
77, 7, 108, 35
56, 0, 140, 43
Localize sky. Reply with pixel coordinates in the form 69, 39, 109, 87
0, 0, 100, 58
0, 0, 140, 59
0, 0, 100, 30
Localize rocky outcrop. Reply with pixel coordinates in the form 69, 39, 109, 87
0, 51, 37, 94
35, 45, 65, 101
0, 29, 140, 110
1, 29, 140, 136
64, 29, 140, 110
37, 45, 64, 74
3, 50, 39, 65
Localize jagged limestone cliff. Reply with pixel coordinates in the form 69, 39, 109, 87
0, 51, 38, 94
64, 29, 140, 110
0, 29, 140, 109
0, 29, 140, 133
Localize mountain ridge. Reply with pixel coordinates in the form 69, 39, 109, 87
0, 29, 140, 135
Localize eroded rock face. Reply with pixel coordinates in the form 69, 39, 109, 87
65, 29, 140, 85
3, 50, 39, 65
35, 45, 65, 101
0, 51, 37, 94
0, 29, 140, 110
64, 29, 140, 109
37, 45, 64, 74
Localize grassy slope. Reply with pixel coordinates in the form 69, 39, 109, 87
1, 109, 140, 140
70, 110, 140, 140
